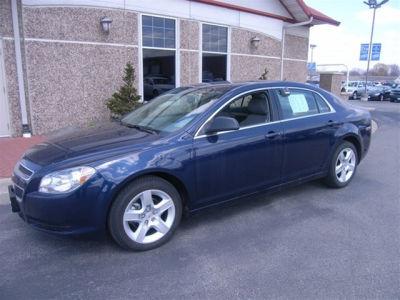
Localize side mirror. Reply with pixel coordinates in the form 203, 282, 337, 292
205, 116, 239, 134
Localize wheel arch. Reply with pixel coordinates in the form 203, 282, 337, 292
341, 134, 362, 163
106, 170, 190, 223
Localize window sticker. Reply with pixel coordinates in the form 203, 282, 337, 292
288, 94, 309, 114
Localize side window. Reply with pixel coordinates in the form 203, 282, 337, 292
276, 89, 318, 119
314, 94, 331, 113
216, 92, 271, 128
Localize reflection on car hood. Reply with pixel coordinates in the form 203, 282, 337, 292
23, 121, 160, 166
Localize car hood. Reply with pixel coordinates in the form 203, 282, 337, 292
24, 122, 161, 166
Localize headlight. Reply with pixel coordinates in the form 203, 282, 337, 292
39, 166, 96, 194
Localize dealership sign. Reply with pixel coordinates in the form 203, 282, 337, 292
360, 43, 381, 61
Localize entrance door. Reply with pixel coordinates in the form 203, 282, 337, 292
0, 40, 11, 137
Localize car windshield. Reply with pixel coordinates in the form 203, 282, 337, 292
121, 86, 231, 133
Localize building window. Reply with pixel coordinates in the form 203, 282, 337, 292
202, 24, 228, 83
142, 15, 176, 49
142, 15, 176, 100
202, 24, 227, 52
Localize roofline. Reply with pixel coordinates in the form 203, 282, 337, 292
191, 0, 340, 26
295, 0, 340, 26
191, 0, 296, 23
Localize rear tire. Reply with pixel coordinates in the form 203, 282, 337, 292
108, 176, 182, 251
351, 92, 358, 100
324, 142, 358, 188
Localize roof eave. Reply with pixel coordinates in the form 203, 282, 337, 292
295, 0, 340, 26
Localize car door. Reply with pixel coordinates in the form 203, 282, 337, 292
273, 88, 337, 182
192, 90, 284, 207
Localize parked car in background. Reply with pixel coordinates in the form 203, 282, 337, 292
345, 81, 389, 101
345, 81, 368, 100
367, 89, 386, 101
371, 84, 391, 101
144, 76, 175, 100
389, 84, 400, 103
9, 81, 372, 251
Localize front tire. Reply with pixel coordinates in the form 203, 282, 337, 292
108, 176, 182, 251
351, 92, 358, 100
324, 142, 358, 188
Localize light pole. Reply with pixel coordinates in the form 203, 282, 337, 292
363, 0, 389, 98
310, 44, 317, 63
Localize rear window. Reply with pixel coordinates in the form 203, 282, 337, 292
276, 89, 331, 119
314, 94, 331, 113
276, 89, 319, 119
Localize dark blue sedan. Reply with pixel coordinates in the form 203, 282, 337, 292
9, 81, 372, 251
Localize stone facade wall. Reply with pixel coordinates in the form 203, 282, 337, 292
25, 41, 138, 134
1, 4, 310, 136
22, 7, 139, 135
231, 28, 281, 57
180, 19, 199, 50
180, 51, 199, 86
284, 34, 308, 61
22, 7, 138, 45
0, 1, 13, 37
180, 19, 200, 86
282, 60, 308, 82
319, 73, 344, 96
231, 55, 280, 82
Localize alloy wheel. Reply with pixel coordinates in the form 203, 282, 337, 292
335, 148, 356, 183
123, 189, 175, 244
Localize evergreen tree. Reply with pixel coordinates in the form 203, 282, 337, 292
106, 62, 141, 116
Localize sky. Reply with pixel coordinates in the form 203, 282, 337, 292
305, 0, 400, 71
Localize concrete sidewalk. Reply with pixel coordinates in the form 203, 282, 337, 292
0, 178, 11, 205
0, 136, 45, 178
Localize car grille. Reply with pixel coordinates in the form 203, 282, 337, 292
12, 161, 34, 202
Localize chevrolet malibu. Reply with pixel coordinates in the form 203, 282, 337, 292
9, 82, 372, 251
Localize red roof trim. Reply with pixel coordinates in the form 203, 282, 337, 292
190, 0, 340, 26
191, 0, 296, 23
295, 0, 340, 26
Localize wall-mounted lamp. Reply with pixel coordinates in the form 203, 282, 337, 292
100, 16, 112, 33
250, 36, 261, 48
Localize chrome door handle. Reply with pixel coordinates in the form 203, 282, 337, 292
265, 131, 281, 139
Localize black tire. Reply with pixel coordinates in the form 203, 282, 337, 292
108, 176, 182, 251
379, 94, 384, 101
352, 92, 358, 100
152, 89, 159, 97
324, 141, 358, 188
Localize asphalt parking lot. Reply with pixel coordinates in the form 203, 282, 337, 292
0, 101, 399, 299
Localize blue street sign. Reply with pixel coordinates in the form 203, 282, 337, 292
360, 44, 369, 61
360, 43, 381, 61
307, 62, 316, 72
371, 43, 381, 61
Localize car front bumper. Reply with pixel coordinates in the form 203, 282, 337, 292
8, 175, 111, 236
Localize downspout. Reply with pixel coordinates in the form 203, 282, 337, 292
280, 17, 313, 80
11, 0, 31, 137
